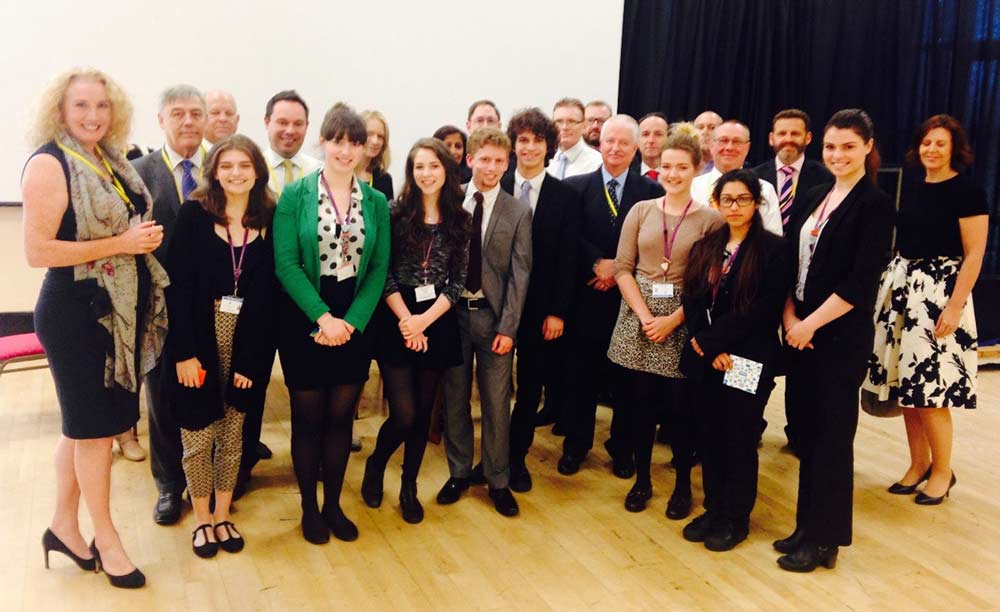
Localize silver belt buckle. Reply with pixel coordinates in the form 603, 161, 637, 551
466, 298, 479, 311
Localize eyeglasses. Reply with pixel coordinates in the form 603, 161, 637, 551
554, 119, 583, 127
714, 137, 749, 147
718, 195, 757, 208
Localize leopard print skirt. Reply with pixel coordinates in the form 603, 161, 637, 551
607, 274, 686, 378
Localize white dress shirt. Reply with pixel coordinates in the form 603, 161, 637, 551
691, 166, 783, 235
461, 182, 502, 298
547, 138, 603, 180
265, 147, 322, 196
513, 169, 546, 213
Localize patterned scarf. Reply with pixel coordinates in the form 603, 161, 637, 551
55, 131, 170, 393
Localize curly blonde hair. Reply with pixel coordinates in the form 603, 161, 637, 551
30, 67, 133, 152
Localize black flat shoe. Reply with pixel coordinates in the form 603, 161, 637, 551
361, 456, 385, 508
534, 408, 558, 427
704, 520, 748, 552
888, 466, 932, 495
612, 457, 636, 480
469, 463, 487, 486
153, 490, 182, 526
301, 508, 330, 545
777, 544, 838, 573
510, 465, 533, 493
915, 472, 957, 505
323, 507, 359, 542
682, 512, 715, 543
488, 487, 520, 517
399, 479, 424, 524
214, 521, 244, 553
773, 528, 806, 554
665, 488, 692, 520
89, 541, 146, 589
557, 454, 583, 476
42, 528, 96, 571
624, 484, 653, 513
436, 477, 470, 505
256, 441, 273, 460
191, 524, 218, 558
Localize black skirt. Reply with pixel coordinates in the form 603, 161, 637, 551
374, 285, 463, 369
278, 276, 373, 390
34, 260, 149, 439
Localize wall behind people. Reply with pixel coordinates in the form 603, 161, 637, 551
617, 0, 999, 272
0, 0, 624, 203
0, 0, 623, 311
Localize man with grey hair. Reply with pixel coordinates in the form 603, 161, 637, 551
132, 84, 207, 525
202, 89, 240, 148
557, 114, 663, 480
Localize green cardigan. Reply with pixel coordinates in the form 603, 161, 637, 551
273, 169, 390, 332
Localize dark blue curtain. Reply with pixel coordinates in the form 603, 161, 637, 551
619, 0, 1000, 270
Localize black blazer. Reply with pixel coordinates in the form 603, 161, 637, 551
787, 178, 894, 358
133, 148, 186, 263
680, 229, 788, 397
752, 158, 833, 232
500, 171, 580, 339
164, 203, 278, 430
564, 168, 664, 340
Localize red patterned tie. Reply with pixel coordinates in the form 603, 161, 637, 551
645, 169, 659, 181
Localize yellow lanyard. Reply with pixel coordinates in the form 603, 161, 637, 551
161, 145, 206, 204
57, 142, 136, 215
603, 185, 619, 218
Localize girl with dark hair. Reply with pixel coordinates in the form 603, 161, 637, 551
361, 138, 470, 523
433, 125, 472, 183
166, 134, 278, 558
865, 114, 987, 504
678, 169, 788, 552
777, 109, 894, 572
607, 132, 722, 517
273, 105, 391, 544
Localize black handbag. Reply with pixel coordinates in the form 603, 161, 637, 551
860, 389, 901, 418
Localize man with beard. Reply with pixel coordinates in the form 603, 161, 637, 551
584, 100, 613, 148
752, 109, 833, 233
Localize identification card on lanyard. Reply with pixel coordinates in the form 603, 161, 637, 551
415, 231, 437, 302
223, 226, 250, 314
652, 283, 675, 298
320, 172, 355, 281
220, 296, 244, 314
661, 199, 693, 275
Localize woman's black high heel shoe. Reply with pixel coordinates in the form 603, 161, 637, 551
42, 528, 96, 571
888, 466, 932, 495
915, 472, 956, 505
89, 541, 146, 589
772, 528, 806, 554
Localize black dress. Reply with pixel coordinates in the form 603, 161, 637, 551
32, 142, 151, 439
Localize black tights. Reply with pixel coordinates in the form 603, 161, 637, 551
622, 370, 692, 489
370, 364, 443, 481
289, 383, 363, 515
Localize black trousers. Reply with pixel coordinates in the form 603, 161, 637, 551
144, 361, 185, 495
239, 352, 275, 475
561, 335, 628, 460
785, 346, 864, 547
696, 377, 770, 528
509, 333, 568, 466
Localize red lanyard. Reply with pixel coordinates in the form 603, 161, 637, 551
810, 193, 834, 237
420, 229, 436, 283
662, 199, 693, 264
319, 172, 346, 225
711, 243, 741, 305
226, 226, 250, 296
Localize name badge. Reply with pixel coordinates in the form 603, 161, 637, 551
129, 214, 142, 228
220, 295, 243, 314
415, 284, 436, 302
652, 283, 675, 298
336, 264, 354, 282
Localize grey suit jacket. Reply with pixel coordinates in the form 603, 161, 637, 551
132, 148, 183, 263
477, 188, 533, 338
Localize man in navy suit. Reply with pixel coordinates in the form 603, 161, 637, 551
501, 108, 579, 492
558, 115, 664, 478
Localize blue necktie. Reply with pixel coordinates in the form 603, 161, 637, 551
180, 159, 197, 201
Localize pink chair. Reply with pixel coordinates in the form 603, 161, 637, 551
0, 332, 48, 377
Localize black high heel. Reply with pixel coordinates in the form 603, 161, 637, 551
777, 543, 838, 572
772, 528, 806, 554
888, 465, 932, 495
915, 472, 957, 505
42, 528, 96, 571
89, 541, 146, 589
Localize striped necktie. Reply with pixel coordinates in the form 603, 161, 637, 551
180, 159, 197, 201
778, 165, 795, 227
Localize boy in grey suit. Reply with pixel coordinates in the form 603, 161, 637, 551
437, 128, 533, 517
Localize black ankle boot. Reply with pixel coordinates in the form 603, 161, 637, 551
777, 543, 838, 572
322, 507, 359, 542
361, 456, 385, 508
772, 528, 806, 554
399, 479, 424, 524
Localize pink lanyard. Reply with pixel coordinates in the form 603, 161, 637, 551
711, 242, 741, 304
420, 230, 436, 284
662, 199, 693, 269
226, 226, 250, 296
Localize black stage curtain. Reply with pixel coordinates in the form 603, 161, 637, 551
619, 0, 1000, 272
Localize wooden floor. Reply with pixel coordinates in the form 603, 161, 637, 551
2, 363, 1000, 612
